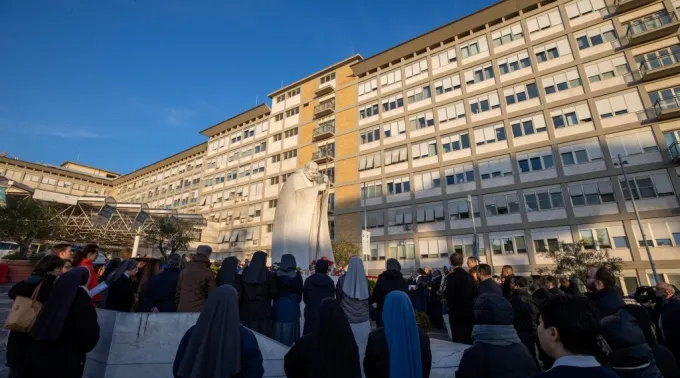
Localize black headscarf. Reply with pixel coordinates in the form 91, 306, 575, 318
177, 285, 241, 378
307, 298, 361, 377
386, 258, 401, 272
108, 259, 139, 284
278, 254, 297, 278
315, 260, 329, 274
216, 256, 239, 287
100, 258, 121, 283
242, 251, 267, 284
30, 267, 90, 341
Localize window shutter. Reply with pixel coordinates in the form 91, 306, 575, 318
489, 92, 500, 107
637, 130, 657, 150
527, 18, 539, 33
556, 39, 572, 54
548, 10, 562, 26
537, 14, 551, 29
456, 102, 466, 115
566, 3, 580, 19
624, 92, 643, 113
652, 173, 674, 195
596, 99, 613, 117
512, 24, 523, 36
478, 37, 488, 52
577, 0, 593, 13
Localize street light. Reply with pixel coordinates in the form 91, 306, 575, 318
615, 154, 659, 283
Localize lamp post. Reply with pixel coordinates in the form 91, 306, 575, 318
616, 154, 659, 283
467, 194, 479, 259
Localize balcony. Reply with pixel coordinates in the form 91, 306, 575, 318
315, 80, 336, 96
314, 99, 335, 117
614, 0, 656, 14
618, 12, 679, 47
312, 146, 335, 164
313, 121, 335, 141
638, 51, 680, 81
670, 141, 680, 163
653, 95, 680, 120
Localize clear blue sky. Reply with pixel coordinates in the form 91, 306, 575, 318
0, 0, 497, 174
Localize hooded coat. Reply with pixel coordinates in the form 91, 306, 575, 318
456, 294, 539, 378
371, 259, 409, 327
302, 260, 335, 335
176, 254, 216, 312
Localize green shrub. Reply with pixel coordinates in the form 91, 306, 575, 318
415, 311, 432, 333
368, 279, 377, 293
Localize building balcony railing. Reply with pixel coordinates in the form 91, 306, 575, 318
614, 0, 656, 14
670, 142, 680, 163
313, 121, 335, 141
312, 147, 335, 163
314, 99, 335, 117
638, 51, 680, 81
615, 12, 679, 47
653, 95, 680, 120
315, 81, 336, 96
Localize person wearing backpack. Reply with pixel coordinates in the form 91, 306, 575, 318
5, 255, 64, 378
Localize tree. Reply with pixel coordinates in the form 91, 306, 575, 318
331, 238, 361, 269
0, 197, 62, 257
144, 217, 199, 259
537, 241, 624, 284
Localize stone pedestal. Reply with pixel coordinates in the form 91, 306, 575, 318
84, 310, 289, 378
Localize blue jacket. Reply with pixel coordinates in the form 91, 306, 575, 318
587, 287, 625, 319
303, 273, 335, 320
173, 325, 264, 378
144, 268, 181, 312
274, 273, 303, 323
477, 278, 503, 297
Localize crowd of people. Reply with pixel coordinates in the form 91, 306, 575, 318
4, 241, 680, 378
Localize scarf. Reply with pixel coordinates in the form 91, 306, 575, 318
472, 324, 521, 346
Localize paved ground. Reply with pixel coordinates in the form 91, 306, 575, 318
0, 284, 13, 378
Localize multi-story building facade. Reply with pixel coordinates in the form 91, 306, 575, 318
3, 0, 680, 290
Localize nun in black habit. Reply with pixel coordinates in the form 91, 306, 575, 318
284, 297, 362, 378
273, 254, 303, 346
239, 251, 277, 337
217, 256, 241, 290
173, 285, 264, 378
105, 259, 139, 312
23, 267, 100, 378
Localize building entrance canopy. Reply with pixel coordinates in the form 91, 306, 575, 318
0, 176, 206, 248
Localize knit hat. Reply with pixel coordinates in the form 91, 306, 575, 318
473, 293, 514, 325
167, 253, 181, 268
196, 245, 212, 257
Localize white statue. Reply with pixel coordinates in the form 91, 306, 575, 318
271, 162, 333, 266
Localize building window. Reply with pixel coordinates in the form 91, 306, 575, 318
479, 157, 513, 180
405, 59, 428, 79
383, 120, 406, 139
381, 94, 404, 112
270, 177, 280, 185
560, 139, 603, 166
441, 132, 470, 153
565, 0, 607, 21
452, 235, 484, 256
414, 170, 441, 192
575, 23, 617, 50
254, 141, 267, 154
511, 114, 547, 138
380, 68, 402, 87
419, 238, 449, 258
361, 182, 383, 199
406, 85, 432, 104
386, 176, 410, 195
474, 124, 506, 146
585, 55, 630, 83
273, 133, 282, 142
484, 193, 520, 216
596, 92, 644, 119
360, 127, 381, 145
445, 164, 475, 186
437, 101, 466, 124
534, 39, 572, 64
287, 88, 300, 98
607, 129, 658, 157
320, 72, 335, 84
415, 203, 445, 223
460, 36, 488, 59
649, 85, 680, 106
498, 51, 531, 75
504, 82, 539, 105
362, 211, 385, 230
384, 146, 409, 166
409, 111, 435, 131
276, 94, 285, 103
526, 9, 563, 34
551, 104, 592, 128
359, 103, 380, 120
464, 63, 495, 85
411, 140, 438, 160
284, 128, 298, 138
431, 47, 457, 69
449, 198, 480, 220
359, 79, 378, 97
491, 234, 527, 254
620, 173, 675, 200
492, 23, 524, 47
470, 92, 501, 114
285, 107, 299, 118
274, 114, 284, 122
434, 74, 462, 95
283, 150, 297, 160
517, 150, 554, 173
635, 45, 680, 73
524, 187, 564, 211
359, 153, 381, 171
569, 181, 615, 206
543, 69, 582, 95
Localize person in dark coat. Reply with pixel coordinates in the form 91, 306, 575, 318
623, 304, 680, 378
600, 309, 663, 378
273, 254, 303, 346
656, 282, 680, 367
217, 256, 241, 293
507, 276, 540, 363
371, 258, 409, 327
174, 285, 264, 378
5, 256, 64, 377
97, 257, 121, 308
176, 245, 216, 312
543, 276, 565, 296
476, 264, 502, 297
501, 265, 514, 298
302, 259, 335, 335
145, 254, 182, 312
559, 276, 583, 296
284, 298, 361, 378
23, 267, 100, 378
445, 253, 478, 344
456, 294, 538, 378
364, 291, 431, 378
413, 268, 431, 313
239, 251, 277, 337
105, 259, 140, 312
427, 270, 445, 329
586, 267, 625, 318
